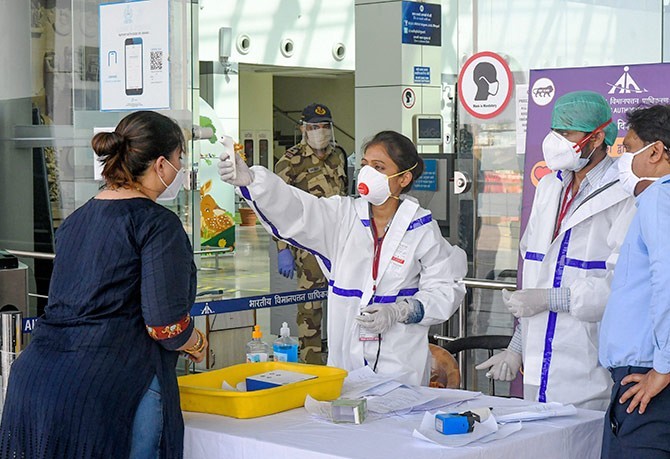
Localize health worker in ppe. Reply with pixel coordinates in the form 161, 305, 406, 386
218, 131, 467, 386
476, 91, 636, 410
600, 105, 670, 458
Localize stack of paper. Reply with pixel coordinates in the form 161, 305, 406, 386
490, 402, 577, 423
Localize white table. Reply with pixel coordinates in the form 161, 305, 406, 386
183, 391, 604, 459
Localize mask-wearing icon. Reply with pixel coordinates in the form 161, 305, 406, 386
617, 142, 659, 196
157, 158, 185, 201
473, 62, 498, 101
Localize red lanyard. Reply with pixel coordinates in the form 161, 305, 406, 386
554, 182, 578, 238
370, 218, 387, 286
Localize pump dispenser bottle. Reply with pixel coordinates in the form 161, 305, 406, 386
246, 325, 271, 362
273, 322, 299, 362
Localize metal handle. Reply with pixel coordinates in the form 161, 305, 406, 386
453, 171, 472, 194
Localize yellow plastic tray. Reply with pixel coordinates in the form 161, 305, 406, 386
178, 362, 347, 419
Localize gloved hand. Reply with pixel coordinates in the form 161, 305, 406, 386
502, 288, 550, 318
277, 249, 295, 279
474, 349, 522, 381
218, 149, 254, 187
355, 299, 422, 335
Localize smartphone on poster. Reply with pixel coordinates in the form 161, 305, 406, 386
124, 37, 143, 96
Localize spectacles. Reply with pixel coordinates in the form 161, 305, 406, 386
304, 122, 331, 131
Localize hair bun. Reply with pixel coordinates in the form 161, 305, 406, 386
92, 130, 126, 158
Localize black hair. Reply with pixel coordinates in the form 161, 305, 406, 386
626, 105, 670, 149
91, 111, 185, 189
362, 131, 424, 193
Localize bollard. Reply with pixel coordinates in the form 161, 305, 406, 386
0, 311, 22, 406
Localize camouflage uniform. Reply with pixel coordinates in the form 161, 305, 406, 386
275, 141, 347, 364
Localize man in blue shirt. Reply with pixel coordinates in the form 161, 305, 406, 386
600, 104, 670, 458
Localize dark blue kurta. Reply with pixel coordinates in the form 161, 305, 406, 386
0, 198, 196, 459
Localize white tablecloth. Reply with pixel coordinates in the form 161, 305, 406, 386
183, 391, 604, 459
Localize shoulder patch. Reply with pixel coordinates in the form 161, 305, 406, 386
285, 145, 302, 158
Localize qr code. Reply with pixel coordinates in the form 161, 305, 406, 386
150, 51, 163, 71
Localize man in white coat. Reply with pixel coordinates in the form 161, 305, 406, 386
476, 91, 636, 410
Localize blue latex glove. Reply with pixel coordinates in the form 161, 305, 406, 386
277, 249, 295, 279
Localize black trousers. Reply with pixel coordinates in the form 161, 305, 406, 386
601, 366, 670, 459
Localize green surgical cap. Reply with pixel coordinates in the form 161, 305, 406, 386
551, 90, 617, 146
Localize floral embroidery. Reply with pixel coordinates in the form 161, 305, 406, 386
146, 314, 191, 340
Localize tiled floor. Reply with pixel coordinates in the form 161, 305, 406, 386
197, 225, 271, 297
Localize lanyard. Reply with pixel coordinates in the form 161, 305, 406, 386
370, 218, 387, 288
554, 182, 578, 239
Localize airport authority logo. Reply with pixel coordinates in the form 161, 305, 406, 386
607, 66, 648, 94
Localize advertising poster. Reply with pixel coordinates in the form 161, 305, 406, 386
198, 98, 236, 252
99, 0, 170, 111
522, 63, 670, 234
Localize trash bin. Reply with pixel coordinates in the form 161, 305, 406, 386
0, 251, 26, 409
0, 310, 21, 405
0, 250, 28, 321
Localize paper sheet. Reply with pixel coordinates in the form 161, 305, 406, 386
304, 395, 334, 421
340, 366, 408, 398
409, 388, 482, 413
413, 411, 522, 447
490, 402, 577, 423
221, 380, 247, 391
365, 387, 441, 414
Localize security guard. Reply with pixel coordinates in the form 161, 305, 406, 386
275, 102, 348, 364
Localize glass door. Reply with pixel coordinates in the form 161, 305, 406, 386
445, 0, 666, 394
0, 0, 198, 315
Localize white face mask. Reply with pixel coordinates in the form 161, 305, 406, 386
479, 76, 499, 96
617, 142, 658, 196
541, 130, 595, 172
306, 127, 332, 150
357, 164, 415, 206
157, 158, 185, 201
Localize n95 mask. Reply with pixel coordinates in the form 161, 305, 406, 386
542, 131, 593, 172
617, 142, 658, 196
357, 164, 416, 206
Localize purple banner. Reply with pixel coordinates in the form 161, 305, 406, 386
521, 63, 670, 237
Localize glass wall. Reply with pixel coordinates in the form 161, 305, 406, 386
0, 0, 197, 314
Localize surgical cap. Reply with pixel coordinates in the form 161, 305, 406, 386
551, 91, 617, 146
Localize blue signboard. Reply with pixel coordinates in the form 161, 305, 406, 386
21, 287, 330, 333
412, 159, 438, 191
401, 1, 441, 47
414, 66, 431, 84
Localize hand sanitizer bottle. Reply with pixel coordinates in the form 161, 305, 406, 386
273, 322, 299, 362
246, 325, 271, 363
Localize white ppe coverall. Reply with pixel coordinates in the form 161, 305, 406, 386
520, 167, 636, 410
239, 167, 467, 386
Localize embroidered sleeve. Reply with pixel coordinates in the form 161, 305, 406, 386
146, 314, 191, 341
